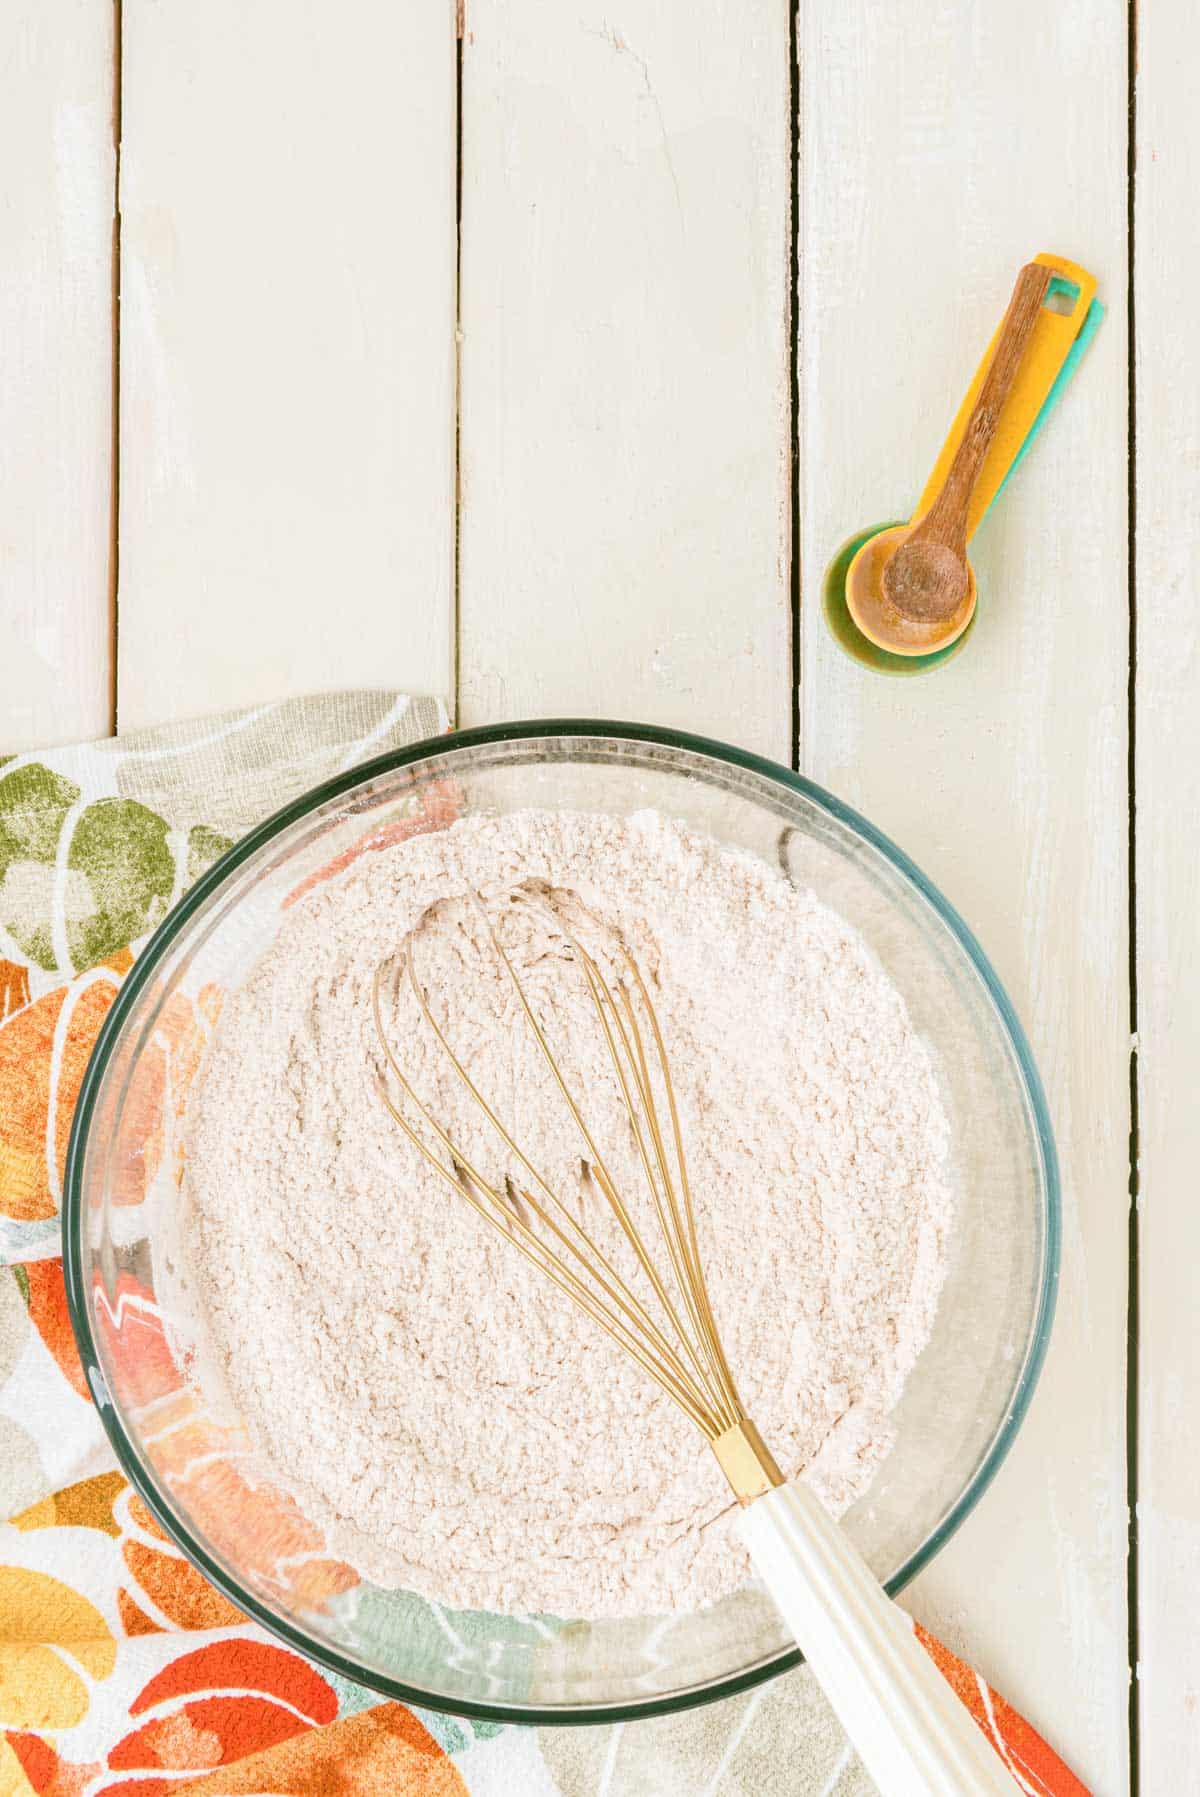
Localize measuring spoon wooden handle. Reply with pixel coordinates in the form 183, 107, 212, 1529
883, 261, 1052, 623
914, 261, 1052, 553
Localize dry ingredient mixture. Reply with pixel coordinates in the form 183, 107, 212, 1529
180, 809, 953, 1621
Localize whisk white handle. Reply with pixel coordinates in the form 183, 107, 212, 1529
738, 1483, 1018, 1796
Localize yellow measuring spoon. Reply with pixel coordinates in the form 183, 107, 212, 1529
847, 262, 1050, 655
829, 252, 1099, 672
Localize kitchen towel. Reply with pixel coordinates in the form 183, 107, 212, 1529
0, 692, 1088, 1796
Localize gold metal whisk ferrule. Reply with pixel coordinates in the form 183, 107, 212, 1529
711, 1420, 785, 1506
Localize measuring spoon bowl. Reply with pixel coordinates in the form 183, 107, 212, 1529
845, 525, 978, 657
823, 525, 976, 677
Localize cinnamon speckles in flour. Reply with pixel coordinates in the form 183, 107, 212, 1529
181, 809, 953, 1620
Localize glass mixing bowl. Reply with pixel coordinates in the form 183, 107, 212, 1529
64, 721, 1058, 1724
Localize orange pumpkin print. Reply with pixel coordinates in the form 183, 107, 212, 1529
0, 951, 129, 1223
916, 1623, 1090, 1795
109, 983, 225, 1208
169, 1702, 469, 1797
5, 1730, 101, 1795
88, 1275, 357, 1628
283, 778, 461, 908
0, 958, 30, 1023
16, 1259, 89, 1400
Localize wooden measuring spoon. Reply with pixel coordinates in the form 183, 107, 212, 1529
846, 260, 1053, 656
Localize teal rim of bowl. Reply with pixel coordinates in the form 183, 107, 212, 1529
823, 522, 977, 675
63, 717, 1061, 1727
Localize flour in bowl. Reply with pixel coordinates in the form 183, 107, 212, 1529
180, 808, 953, 1620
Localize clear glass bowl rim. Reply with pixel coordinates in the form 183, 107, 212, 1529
63, 717, 1061, 1727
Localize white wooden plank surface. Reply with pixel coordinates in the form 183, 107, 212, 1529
0, 3, 1158, 1783
116, 0, 458, 732
798, 7, 1130, 1790
457, 0, 791, 759
0, 0, 115, 750
1136, 2, 1200, 1783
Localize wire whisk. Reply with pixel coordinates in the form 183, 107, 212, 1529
369, 879, 1024, 1793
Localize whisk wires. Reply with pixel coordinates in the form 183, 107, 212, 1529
371, 888, 782, 1500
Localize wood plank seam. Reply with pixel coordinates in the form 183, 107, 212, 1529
1125, 4, 1140, 1792
453, 11, 464, 728
109, 0, 122, 736
789, 0, 801, 772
